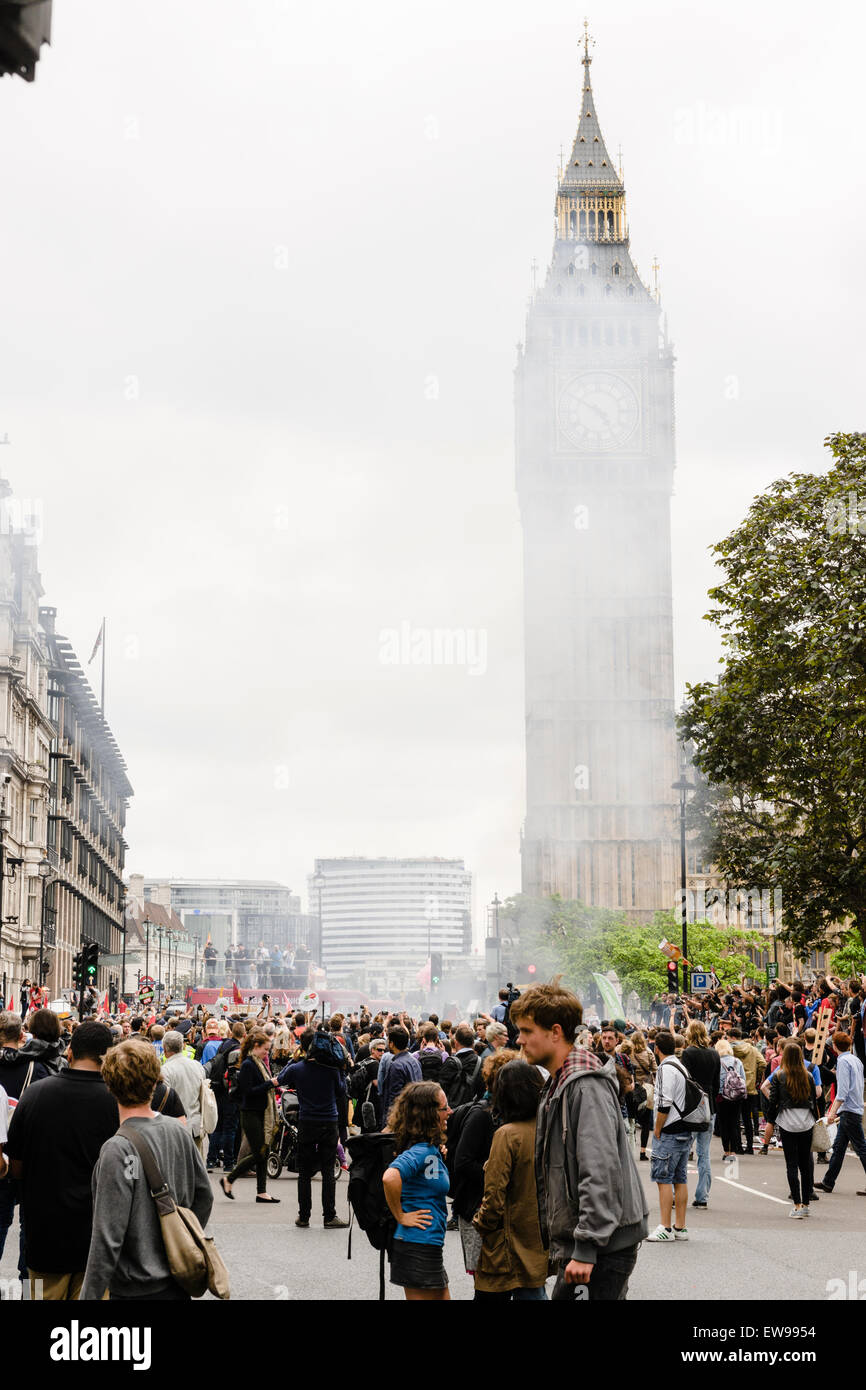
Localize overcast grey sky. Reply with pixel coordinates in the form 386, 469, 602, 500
1, 0, 863, 940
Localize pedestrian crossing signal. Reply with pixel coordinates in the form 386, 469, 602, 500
430, 952, 443, 986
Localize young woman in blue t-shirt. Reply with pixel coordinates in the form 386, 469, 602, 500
383, 1080, 452, 1301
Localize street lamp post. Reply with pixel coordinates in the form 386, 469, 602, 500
37, 857, 52, 992
672, 773, 695, 994
157, 924, 164, 1007
143, 915, 151, 986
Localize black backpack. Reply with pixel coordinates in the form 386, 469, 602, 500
445, 1053, 482, 1111
445, 1096, 482, 1171
346, 1132, 398, 1300
417, 1050, 444, 1084
223, 1046, 242, 1100
307, 1032, 346, 1069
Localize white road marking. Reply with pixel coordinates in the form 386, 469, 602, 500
716, 1176, 789, 1206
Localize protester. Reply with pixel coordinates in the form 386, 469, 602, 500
471, 1059, 547, 1300
6, 1022, 117, 1299
19, 1008, 67, 1074
815, 1031, 866, 1195
220, 1030, 280, 1205
277, 1029, 349, 1229
681, 1021, 721, 1209
0, 1010, 50, 1276
763, 1039, 818, 1217
383, 1081, 452, 1301
511, 980, 648, 1299
161, 1030, 207, 1151
450, 1048, 518, 1274
714, 1038, 747, 1159
378, 1025, 422, 1122
80, 1038, 212, 1300
647, 1030, 699, 1243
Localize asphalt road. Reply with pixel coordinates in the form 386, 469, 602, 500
3, 1143, 865, 1300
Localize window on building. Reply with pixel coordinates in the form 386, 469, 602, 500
78, 838, 88, 876
28, 797, 39, 842
27, 878, 38, 928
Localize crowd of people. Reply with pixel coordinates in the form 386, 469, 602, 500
0, 968, 863, 1302
201, 942, 312, 990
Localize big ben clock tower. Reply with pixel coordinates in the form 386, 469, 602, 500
517, 29, 679, 918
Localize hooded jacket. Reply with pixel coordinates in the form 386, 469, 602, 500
18, 1035, 67, 1075
534, 1046, 648, 1267
0, 1046, 50, 1098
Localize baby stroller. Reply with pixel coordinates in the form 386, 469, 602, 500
267, 1089, 343, 1182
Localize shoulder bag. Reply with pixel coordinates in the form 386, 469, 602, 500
119, 1121, 230, 1300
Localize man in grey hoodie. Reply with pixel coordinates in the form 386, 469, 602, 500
511, 980, 648, 1301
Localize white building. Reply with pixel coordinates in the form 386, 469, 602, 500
309, 857, 472, 986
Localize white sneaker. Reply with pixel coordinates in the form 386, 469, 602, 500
646, 1224, 676, 1242
789, 1205, 805, 1219
801, 1205, 811, 1217
673, 1226, 689, 1241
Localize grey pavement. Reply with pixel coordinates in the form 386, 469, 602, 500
3, 1143, 866, 1300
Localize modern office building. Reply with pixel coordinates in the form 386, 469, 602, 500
309, 857, 473, 985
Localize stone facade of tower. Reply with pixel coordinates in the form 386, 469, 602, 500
517, 41, 680, 919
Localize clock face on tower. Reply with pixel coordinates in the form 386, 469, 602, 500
557, 372, 640, 451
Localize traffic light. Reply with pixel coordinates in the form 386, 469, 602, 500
666, 959, 679, 992
430, 952, 443, 987
84, 939, 99, 987
72, 947, 84, 991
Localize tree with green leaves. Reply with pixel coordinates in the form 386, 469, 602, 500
502, 895, 760, 1006
679, 432, 866, 957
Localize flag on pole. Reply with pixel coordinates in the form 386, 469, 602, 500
591, 973, 623, 1020
206, 933, 212, 946
7, 993, 14, 1013
88, 619, 105, 666
232, 980, 242, 1005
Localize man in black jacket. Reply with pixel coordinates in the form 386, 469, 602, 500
681, 1024, 721, 1210
441, 1025, 484, 1108
6, 1022, 118, 1299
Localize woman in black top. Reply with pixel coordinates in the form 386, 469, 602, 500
220, 1031, 280, 1204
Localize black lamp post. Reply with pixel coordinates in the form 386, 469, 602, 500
672, 773, 695, 994
157, 924, 164, 1007
37, 857, 52, 990
143, 914, 151, 985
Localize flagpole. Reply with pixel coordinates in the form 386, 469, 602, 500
100, 616, 106, 714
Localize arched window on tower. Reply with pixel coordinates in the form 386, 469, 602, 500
612, 262, 621, 277
590, 262, 598, 276
604, 285, 612, 296
570, 208, 577, 235
627, 284, 635, 297
567, 264, 575, 276
607, 209, 614, 235
578, 285, 585, 298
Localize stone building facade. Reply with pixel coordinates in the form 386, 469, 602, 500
517, 35, 679, 918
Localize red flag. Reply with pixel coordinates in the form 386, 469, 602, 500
232, 980, 242, 1005
7, 993, 13, 1013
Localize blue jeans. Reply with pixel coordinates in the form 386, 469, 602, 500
207, 1096, 240, 1169
824, 1111, 866, 1190
693, 1122, 714, 1204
